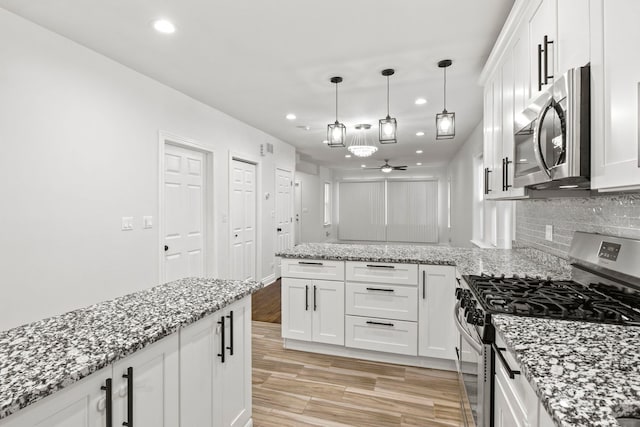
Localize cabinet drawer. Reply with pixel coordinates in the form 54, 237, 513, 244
345, 261, 418, 285
345, 315, 417, 356
281, 259, 345, 280
345, 282, 418, 321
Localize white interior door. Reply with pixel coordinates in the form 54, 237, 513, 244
294, 180, 301, 245
163, 144, 205, 282
276, 169, 293, 254
231, 159, 256, 281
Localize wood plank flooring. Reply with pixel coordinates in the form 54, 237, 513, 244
252, 279, 281, 323
252, 321, 464, 427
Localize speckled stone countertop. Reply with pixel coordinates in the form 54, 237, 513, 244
0, 277, 262, 420
276, 243, 571, 278
493, 315, 640, 427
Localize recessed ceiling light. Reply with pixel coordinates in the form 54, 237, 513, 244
322, 140, 329, 144
416, 150, 423, 154
361, 164, 366, 168
153, 19, 176, 34
416, 131, 425, 137
415, 98, 427, 105
286, 113, 296, 120
345, 154, 351, 158
416, 162, 422, 166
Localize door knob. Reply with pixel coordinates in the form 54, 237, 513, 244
234, 234, 238, 238
164, 245, 169, 251
277, 228, 282, 232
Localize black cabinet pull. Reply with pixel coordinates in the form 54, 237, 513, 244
486, 168, 492, 193
493, 344, 521, 379
366, 264, 395, 269
313, 285, 317, 311
217, 316, 226, 363
366, 287, 394, 292
366, 320, 394, 327
422, 270, 426, 299
299, 261, 323, 266
226, 310, 234, 356
543, 35, 554, 85
122, 368, 133, 427
504, 157, 512, 190
537, 43, 543, 91
101, 378, 113, 427
483, 168, 487, 195
305, 285, 309, 311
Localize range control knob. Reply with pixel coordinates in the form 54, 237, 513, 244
455, 288, 463, 300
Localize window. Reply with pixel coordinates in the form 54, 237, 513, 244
323, 182, 331, 226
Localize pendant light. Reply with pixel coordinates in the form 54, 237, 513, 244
379, 69, 397, 144
347, 124, 378, 157
436, 59, 455, 140
327, 76, 346, 147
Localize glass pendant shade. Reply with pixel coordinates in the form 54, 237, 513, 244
347, 124, 378, 157
327, 121, 346, 147
379, 116, 397, 144
436, 110, 455, 139
379, 69, 398, 144
436, 59, 455, 140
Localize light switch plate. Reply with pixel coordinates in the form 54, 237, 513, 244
545, 224, 553, 241
122, 217, 134, 231
143, 216, 153, 229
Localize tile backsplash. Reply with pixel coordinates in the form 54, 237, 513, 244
515, 192, 640, 259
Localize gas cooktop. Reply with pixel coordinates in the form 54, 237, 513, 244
463, 274, 640, 326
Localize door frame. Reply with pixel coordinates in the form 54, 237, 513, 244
158, 130, 216, 283
275, 167, 294, 280
228, 151, 260, 281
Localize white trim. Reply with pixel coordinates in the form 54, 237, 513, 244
260, 273, 276, 286
158, 130, 216, 283
229, 151, 261, 281
283, 339, 456, 372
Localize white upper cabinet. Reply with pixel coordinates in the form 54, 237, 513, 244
590, 0, 640, 191
556, 0, 590, 73
528, 0, 556, 99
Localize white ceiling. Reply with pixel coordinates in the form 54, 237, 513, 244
0, 0, 514, 170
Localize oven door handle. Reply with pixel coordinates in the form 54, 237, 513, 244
453, 302, 483, 355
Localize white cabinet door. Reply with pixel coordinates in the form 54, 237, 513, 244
494, 374, 527, 427
556, 0, 590, 73
112, 334, 179, 427
0, 367, 111, 427
418, 265, 456, 360
312, 279, 345, 345
281, 278, 312, 341
484, 79, 497, 198
529, 0, 557, 99
590, 0, 640, 191
216, 297, 252, 427
180, 315, 216, 427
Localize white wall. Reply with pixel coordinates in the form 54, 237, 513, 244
333, 166, 450, 244
295, 165, 336, 243
446, 122, 484, 247
0, 9, 295, 330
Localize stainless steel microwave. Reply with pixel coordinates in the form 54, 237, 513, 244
513, 65, 590, 189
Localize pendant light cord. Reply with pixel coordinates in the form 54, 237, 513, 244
443, 66, 447, 112
386, 75, 390, 117
335, 82, 339, 122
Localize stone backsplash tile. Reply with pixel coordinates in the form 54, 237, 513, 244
515, 192, 640, 259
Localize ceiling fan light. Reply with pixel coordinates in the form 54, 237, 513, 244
379, 116, 397, 144
381, 165, 393, 173
436, 111, 455, 139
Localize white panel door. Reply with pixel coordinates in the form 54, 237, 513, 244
275, 169, 293, 254
163, 144, 205, 282
281, 278, 312, 341
230, 159, 256, 281
418, 265, 456, 360
112, 334, 179, 427
311, 279, 344, 345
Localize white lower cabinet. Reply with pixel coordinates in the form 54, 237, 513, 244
281, 278, 344, 345
345, 282, 418, 322
180, 296, 252, 427
418, 265, 457, 360
345, 315, 417, 356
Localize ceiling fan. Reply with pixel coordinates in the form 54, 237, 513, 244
366, 159, 407, 173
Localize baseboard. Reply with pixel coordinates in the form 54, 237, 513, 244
283, 338, 457, 371
243, 418, 253, 427
260, 273, 276, 286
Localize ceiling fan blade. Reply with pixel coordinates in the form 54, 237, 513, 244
393, 166, 408, 170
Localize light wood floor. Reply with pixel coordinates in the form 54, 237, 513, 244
252, 279, 281, 324
252, 321, 464, 427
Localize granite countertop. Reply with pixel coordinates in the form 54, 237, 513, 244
276, 243, 571, 278
493, 315, 640, 427
0, 277, 263, 420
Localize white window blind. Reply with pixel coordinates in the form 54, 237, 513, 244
338, 181, 386, 241
386, 180, 439, 243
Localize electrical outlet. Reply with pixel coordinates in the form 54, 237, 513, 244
143, 216, 153, 229
545, 225, 553, 241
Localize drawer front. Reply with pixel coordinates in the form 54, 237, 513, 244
345, 261, 418, 285
281, 259, 345, 280
345, 315, 418, 356
345, 282, 418, 321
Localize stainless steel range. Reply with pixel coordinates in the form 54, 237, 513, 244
454, 232, 640, 427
